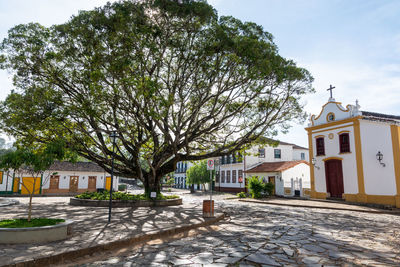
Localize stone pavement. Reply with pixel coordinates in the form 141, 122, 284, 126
0, 194, 223, 267
69, 191, 400, 266
238, 197, 400, 215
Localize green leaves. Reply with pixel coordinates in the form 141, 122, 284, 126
186, 160, 211, 185
0, 140, 66, 173
0, 0, 313, 192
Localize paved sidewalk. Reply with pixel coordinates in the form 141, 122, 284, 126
239, 197, 400, 214
0, 197, 221, 267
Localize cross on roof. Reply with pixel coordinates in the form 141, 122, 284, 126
327, 85, 335, 99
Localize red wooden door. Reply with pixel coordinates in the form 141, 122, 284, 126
324, 160, 344, 198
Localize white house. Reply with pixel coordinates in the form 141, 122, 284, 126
306, 92, 400, 208
245, 161, 310, 196
0, 161, 118, 195
215, 140, 310, 196
174, 161, 191, 189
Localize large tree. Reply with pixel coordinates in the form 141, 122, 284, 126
0, 0, 313, 196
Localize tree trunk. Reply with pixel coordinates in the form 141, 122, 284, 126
28, 194, 33, 222
144, 173, 161, 198
190, 184, 195, 193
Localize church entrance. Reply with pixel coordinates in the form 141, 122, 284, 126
324, 159, 344, 198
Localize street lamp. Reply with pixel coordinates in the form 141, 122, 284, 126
108, 130, 119, 223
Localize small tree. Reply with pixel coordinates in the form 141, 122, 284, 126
247, 176, 274, 199
186, 161, 212, 192
0, 141, 65, 221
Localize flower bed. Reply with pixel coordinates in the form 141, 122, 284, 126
0, 219, 73, 244
0, 218, 65, 228
75, 191, 180, 200
71, 191, 182, 207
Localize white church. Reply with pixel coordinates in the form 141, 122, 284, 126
306, 86, 400, 208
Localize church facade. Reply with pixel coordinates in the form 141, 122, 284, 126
306, 94, 400, 208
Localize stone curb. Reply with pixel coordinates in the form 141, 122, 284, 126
238, 199, 400, 215
2, 213, 225, 267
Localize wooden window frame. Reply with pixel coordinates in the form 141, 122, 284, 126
339, 133, 351, 153
226, 170, 231, 183
232, 170, 236, 183
274, 149, 281, 159
316, 137, 325, 156
221, 171, 225, 183
258, 148, 265, 158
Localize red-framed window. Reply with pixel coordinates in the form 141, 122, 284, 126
316, 137, 325, 156
339, 133, 350, 153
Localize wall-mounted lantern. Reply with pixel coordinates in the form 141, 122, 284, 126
311, 158, 320, 170
376, 151, 385, 167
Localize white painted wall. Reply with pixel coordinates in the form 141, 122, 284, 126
360, 120, 397, 195
312, 124, 359, 194
281, 163, 310, 190
293, 149, 309, 161
41, 171, 116, 191
219, 163, 245, 188
0, 171, 14, 192
312, 101, 354, 126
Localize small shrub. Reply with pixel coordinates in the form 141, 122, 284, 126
248, 176, 264, 199
237, 192, 246, 198
263, 182, 274, 196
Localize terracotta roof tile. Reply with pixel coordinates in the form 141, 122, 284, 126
245, 160, 309, 173
48, 161, 106, 172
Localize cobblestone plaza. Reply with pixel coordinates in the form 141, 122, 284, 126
1, 191, 399, 266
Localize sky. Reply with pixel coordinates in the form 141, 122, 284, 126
1, 0, 400, 147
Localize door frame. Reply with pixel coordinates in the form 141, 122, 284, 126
49, 175, 60, 190
69, 176, 79, 192
268, 176, 276, 195
324, 159, 344, 198
88, 176, 97, 191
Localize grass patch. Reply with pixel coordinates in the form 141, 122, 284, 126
75, 191, 180, 201
0, 218, 65, 228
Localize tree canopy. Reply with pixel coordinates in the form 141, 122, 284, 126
0, 0, 313, 195
186, 160, 210, 188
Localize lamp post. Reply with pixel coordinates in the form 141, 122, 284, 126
108, 130, 119, 223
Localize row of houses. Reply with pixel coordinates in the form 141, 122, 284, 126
174, 141, 311, 197
172, 91, 400, 209
2, 91, 399, 208
0, 161, 118, 195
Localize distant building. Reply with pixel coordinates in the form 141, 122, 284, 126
174, 161, 205, 190
0, 161, 118, 195
307, 92, 400, 208
215, 140, 310, 196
